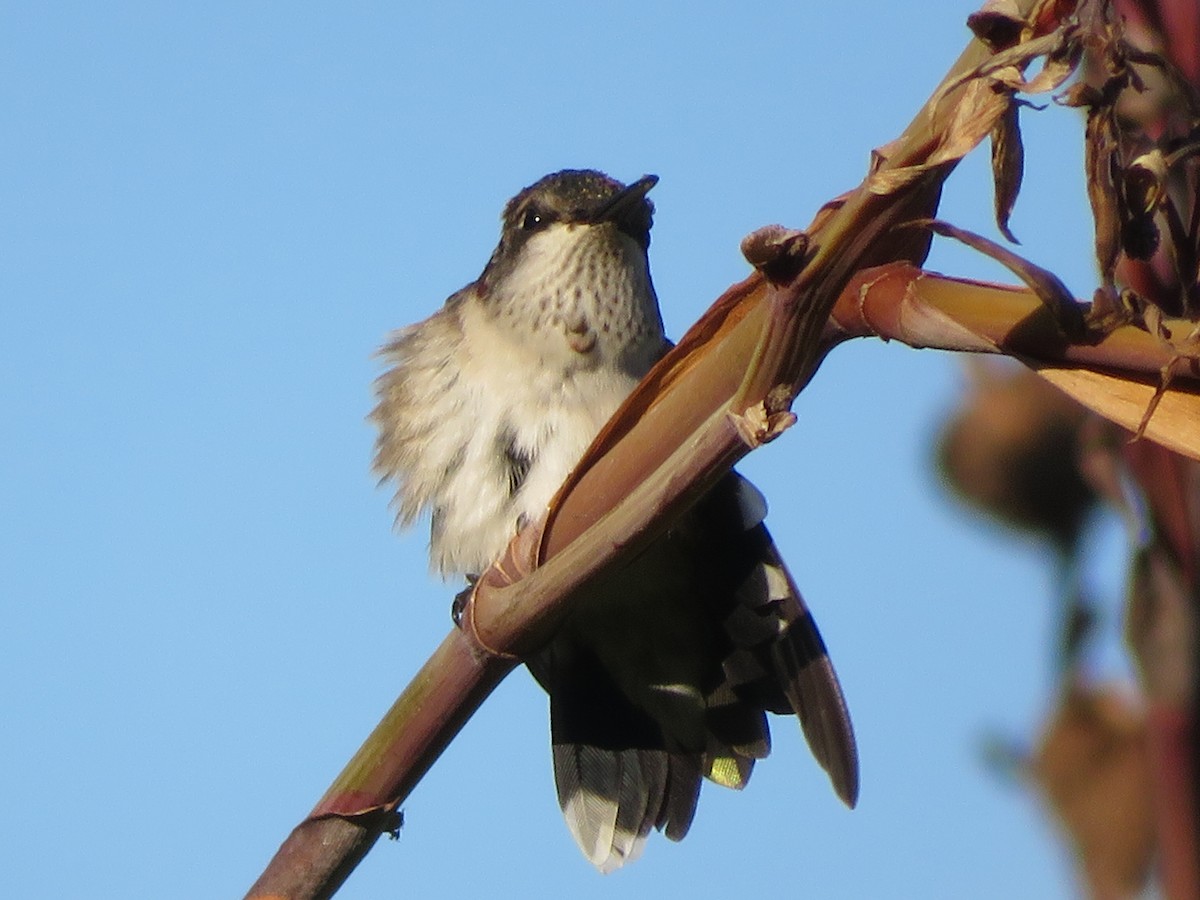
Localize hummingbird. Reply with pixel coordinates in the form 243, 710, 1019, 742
372, 169, 857, 871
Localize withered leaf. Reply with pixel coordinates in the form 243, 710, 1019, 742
1018, 30, 1082, 94
1032, 684, 1155, 900
1126, 537, 1197, 706
991, 98, 1025, 243
937, 26, 1078, 101
967, 0, 1028, 51
1055, 81, 1101, 108
913, 218, 1086, 337
1033, 364, 1200, 462
1083, 104, 1123, 284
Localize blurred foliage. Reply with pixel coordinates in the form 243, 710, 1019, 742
936, 2, 1199, 896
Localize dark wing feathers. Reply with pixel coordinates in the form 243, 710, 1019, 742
750, 524, 860, 808
716, 477, 859, 807
657, 752, 701, 841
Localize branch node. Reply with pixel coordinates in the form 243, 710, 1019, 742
458, 515, 546, 660
741, 225, 810, 284
729, 390, 798, 448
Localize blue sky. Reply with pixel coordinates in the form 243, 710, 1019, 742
2, 3, 1127, 897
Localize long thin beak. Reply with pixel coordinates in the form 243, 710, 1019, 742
589, 174, 658, 224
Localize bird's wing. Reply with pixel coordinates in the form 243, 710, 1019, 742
371, 291, 472, 531
709, 474, 859, 807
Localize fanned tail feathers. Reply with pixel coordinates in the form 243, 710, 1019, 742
546, 473, 858, 871
553, 746, 699, 873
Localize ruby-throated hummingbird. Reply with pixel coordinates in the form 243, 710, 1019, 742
372, 169, 857, 871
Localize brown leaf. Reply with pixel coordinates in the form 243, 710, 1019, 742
872, 27, 1078, 199
991, 98, 1026, 243
914, 218, 1086, 337
1030, 362, 1200, 462
937, 362, 1095, 550
1031, 684, 1155, 900
937, 26, 1079, 99
1123, 405, 1200, 575
1076, 416, 1141, 526
1126, 547, 1195, 706
1083, 103, 1124, 285
967, 0, 1029, 51
1019, 28, 1082, 94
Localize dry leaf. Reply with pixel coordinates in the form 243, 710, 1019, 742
915, 218, 1086, 336
937, 362, 1096, 550
967, 0, 1029, 50
1029, 362, 1200, 461
991, 98, 1026, 242
1031, 684, 1155, 900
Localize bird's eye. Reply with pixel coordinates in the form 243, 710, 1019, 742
521, 207, 549, 232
